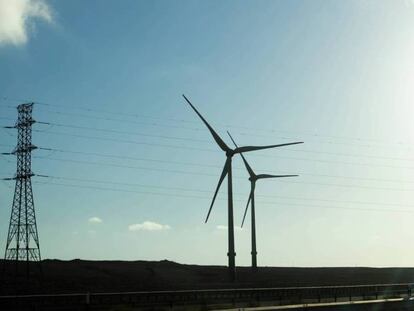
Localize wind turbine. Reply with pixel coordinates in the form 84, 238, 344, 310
227, 131, 301, 271
183, 94, 303, 280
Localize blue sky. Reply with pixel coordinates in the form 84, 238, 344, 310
1, 0, 414, 267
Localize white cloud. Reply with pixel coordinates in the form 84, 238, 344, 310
216, 225, 243, 231
0, 0, 53, 46
128, 221, 171, 232
88, 217, 102, 224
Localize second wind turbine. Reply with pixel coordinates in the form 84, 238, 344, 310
228, 132, 302, 271
183, 95, 303, 280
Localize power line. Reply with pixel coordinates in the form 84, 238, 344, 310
38, 174, 414, 209
2, 144, 414, 184
7, 171, 407, 210
34, 156, 220, 178
32, 180, 414, 214
38, 107, 206, 132
32, 156, 414, 192
4, 97, 413, 149
5, 101, 414, 153
0, 152, 13, 164
37, 147, 414, 184
4, 99, 414, 205
31, 130, 414, 170
27, 121, 414, 162
0, 126, 15, 138
0, 97, 40, 104
25, 105, 414, 150
281, 179, 414, 192
38, 147, 220, 169
33, 129, 213, 153
46, 122, 211, 144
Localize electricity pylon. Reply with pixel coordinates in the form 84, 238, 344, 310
2, 103, 42, 277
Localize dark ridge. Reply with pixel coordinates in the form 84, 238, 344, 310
1, 259, 414, 295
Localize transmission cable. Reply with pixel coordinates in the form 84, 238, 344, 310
2, 143, 414, 184
37, 174, 414, 208
32, 156, 414, 192
30, 106, 414, 150
36, 147, 414, 184
30, 122, 414, 162
31, 130, 414, 170
32, 180, 414, 214
4, 97, 413, 149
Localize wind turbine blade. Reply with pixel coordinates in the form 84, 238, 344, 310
234, 141, 303, 154
205, 158, 230, 223
183, 95, 230, 152
227, 131, 255, 177
241, 187, 253, 228
226, 131, 239, 148
256, 174, 298, 179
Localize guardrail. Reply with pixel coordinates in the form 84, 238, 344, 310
0, 283, 412, 310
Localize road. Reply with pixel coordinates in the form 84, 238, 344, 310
219, 298, 414, 310
1, 283, 413, 310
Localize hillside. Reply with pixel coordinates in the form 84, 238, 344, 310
2, 259, 414, 295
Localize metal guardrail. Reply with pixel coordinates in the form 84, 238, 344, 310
0, 283, 412, 310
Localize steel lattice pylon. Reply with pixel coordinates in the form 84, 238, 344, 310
4, 103, 41, 274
